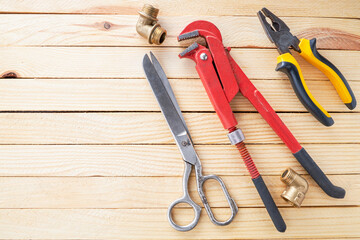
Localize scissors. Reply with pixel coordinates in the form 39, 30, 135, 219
143, 52, 238, 231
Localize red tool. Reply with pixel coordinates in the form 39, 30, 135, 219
177, 20, 345, 231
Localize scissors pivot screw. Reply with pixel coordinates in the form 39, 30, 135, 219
181, 140, 190, 146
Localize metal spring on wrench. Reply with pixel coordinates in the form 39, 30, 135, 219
229, 127, 260, 179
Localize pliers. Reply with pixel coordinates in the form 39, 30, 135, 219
258, 8, 356, 126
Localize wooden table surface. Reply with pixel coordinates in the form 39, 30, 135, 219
0, 0, 359, 239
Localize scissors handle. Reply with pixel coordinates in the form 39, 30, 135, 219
198, 174, 238, 226
167, 194, 202, 231
168, 162, 238, 231
167, 162, 202, 232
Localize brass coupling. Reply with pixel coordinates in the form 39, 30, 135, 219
136, 4, 167, 45
280, 168, 309, 207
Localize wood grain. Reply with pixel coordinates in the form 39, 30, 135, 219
0, 112, 357, 144
0, 1, 358, 239
0, 0, 359, 18
0, 208, 358, 239
0, 15, 359, 50
0, 144, 358, 177
0, 79, 358, 112
0, 47, 359, 80
0, 175, 357, 208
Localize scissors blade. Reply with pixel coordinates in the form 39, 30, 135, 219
143, 54, 197, 165
149, 52, 189, 135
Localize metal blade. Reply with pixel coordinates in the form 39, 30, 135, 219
143, 54, 197, 165
149, 51, 189, 135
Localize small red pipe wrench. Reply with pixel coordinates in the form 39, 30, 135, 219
177, 20, 345, 232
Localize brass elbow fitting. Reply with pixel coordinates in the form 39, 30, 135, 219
136, 4, 167, 45
280, 168, 309, 207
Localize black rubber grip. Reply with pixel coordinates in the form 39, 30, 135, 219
309, 38, 357, 110
252, 175, 286, 232
276, 60, 334, 126
293, 148, 345, 198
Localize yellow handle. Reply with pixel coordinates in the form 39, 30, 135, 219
298, 38, 355, 106
277, 53, 330, 117
276, 53, 333, 126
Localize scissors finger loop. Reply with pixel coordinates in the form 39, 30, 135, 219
198, 175, 238, 226
167, 196, 202, 232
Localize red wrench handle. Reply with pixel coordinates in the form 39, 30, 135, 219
228, 53, 345, 199
193, 48, 238, 129
228, 53, 302, 153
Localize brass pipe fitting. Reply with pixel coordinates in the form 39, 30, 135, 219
280, 168, 309, 207
136, 4, 167, 45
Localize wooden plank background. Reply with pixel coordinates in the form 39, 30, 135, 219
0, 0, 359, 239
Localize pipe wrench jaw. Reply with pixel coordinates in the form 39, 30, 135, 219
178, 23, 240, 102
177, 22, 241, 130
178, 20, 223, 42
178, 42, 208, 61
178, 21, 225, 62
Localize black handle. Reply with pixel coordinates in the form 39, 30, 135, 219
293, 148, 345, 198
276, 53, 334, 126
252, 175, 286, 232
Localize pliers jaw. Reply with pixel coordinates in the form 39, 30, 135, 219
257, 8, 300, 54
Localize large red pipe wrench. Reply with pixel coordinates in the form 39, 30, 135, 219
177, 20, 345, 232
